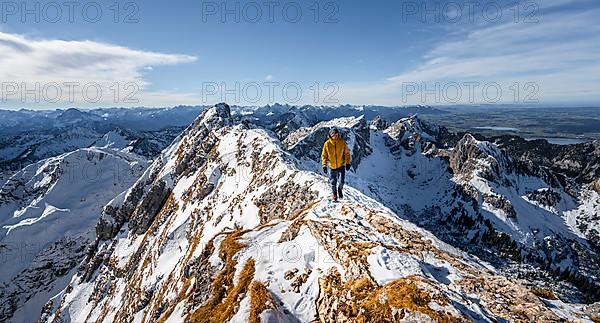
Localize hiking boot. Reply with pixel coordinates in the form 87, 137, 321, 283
332, 194, 338, 202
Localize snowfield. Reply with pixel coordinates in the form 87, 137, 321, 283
0, 147, 149, 322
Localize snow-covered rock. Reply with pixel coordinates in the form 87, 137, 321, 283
39, 105, 598, 322
0, 147, 148, 322
286, 114, 600, 303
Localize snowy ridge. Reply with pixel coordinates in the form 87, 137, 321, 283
281, 113, 599, 302
92, 128, 135, 151
283, 116, 365, 150
0, 108, 200, 174
42, 105, 598, 322
0, 147, 149, 322
385, 114, 439, 143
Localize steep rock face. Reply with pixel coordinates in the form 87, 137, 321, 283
382, 115, 449, 160
385, 115, 441, 142
448, 133, 516, 183
435, 134, 600, 298
1, 237, 89, 322
40, 105, 595, 323
566, 187, 600, 252
95, 103, 233, 243
479, 136, 600, 185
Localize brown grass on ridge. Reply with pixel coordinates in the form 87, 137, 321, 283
249, 281, 276, 323
187, 230, 255, 323
319, 270, 459, 323
531, 288, 558, 300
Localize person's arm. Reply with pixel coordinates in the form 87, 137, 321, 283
321, 143, 329, 169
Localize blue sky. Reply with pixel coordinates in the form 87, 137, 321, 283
0, 0, 599, 108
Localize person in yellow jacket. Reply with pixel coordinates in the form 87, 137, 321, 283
321, 128, 352, 201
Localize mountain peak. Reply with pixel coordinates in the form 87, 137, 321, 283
195, 103, 232, 129
214, 102, 231, 116
384, 114, 440, 146
369, 115, 391, 130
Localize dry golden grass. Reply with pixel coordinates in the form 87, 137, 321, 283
591, 316, 600, 323
278, 199, 321, 242
188, 258, 255, 322
345, 241, 379, 260
249, 281, 276, 323
531, 288, 558, 300
289, 199, 320, 221
187, 230, 255, 323
511, 309, 531, 321
320, 270, 458, 323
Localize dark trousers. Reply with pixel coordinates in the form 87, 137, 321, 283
329, 166, 345, 196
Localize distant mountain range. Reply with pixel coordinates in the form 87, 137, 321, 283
0, 104, 447, 174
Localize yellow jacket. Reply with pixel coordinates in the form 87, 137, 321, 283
321, 135, 351, 170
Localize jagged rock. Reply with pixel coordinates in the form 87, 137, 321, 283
284, 269, 298, 280
490, 137, 600, 185
584, 302, 600, 318
0, 237, 89, 322
526, 188, 562, 207
255, 181, 318, 223
96, 206, 119, 241
448, 133, 505, 181
484, 193, 517, 218
370, 115, 390, 130
291, 269, 311, 293
128, 181, 171, 234
383, 115, 444, 159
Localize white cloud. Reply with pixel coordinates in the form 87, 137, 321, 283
265, 74, 274, 81
338, 4, 600, 105
0, 32, 197, 107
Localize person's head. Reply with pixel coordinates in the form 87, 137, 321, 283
330, 128, 340, 139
